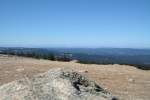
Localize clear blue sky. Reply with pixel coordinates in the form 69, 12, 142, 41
0, 0, 150, 48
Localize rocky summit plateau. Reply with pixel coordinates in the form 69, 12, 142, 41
0, 68, 117, 100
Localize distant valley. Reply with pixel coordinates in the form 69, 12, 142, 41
0, 47, 150, 70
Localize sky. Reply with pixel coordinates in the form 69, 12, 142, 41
0, 0, 150, 48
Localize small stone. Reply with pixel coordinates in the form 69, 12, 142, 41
16, 68, 24, 72
128, 78, 134, 83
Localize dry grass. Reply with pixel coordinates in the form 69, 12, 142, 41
0, 54, 150, 100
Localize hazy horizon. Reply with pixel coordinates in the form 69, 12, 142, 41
1, 46, 150, 50
0, 0, 150, 48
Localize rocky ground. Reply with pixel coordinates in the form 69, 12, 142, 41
0, 68, 116, 100
0, 54, 150, 100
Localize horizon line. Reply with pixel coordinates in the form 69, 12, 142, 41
0, 46, 150, 50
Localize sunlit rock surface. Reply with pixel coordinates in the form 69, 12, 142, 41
0, 68, 117, 100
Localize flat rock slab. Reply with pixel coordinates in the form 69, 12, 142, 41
0, 68, 117, 100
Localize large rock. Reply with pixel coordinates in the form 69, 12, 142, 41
0, 68, 117, 100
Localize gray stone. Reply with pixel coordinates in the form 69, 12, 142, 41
0, 68, 117, 100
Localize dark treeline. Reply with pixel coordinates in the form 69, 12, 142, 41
0, 49, 71, 62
